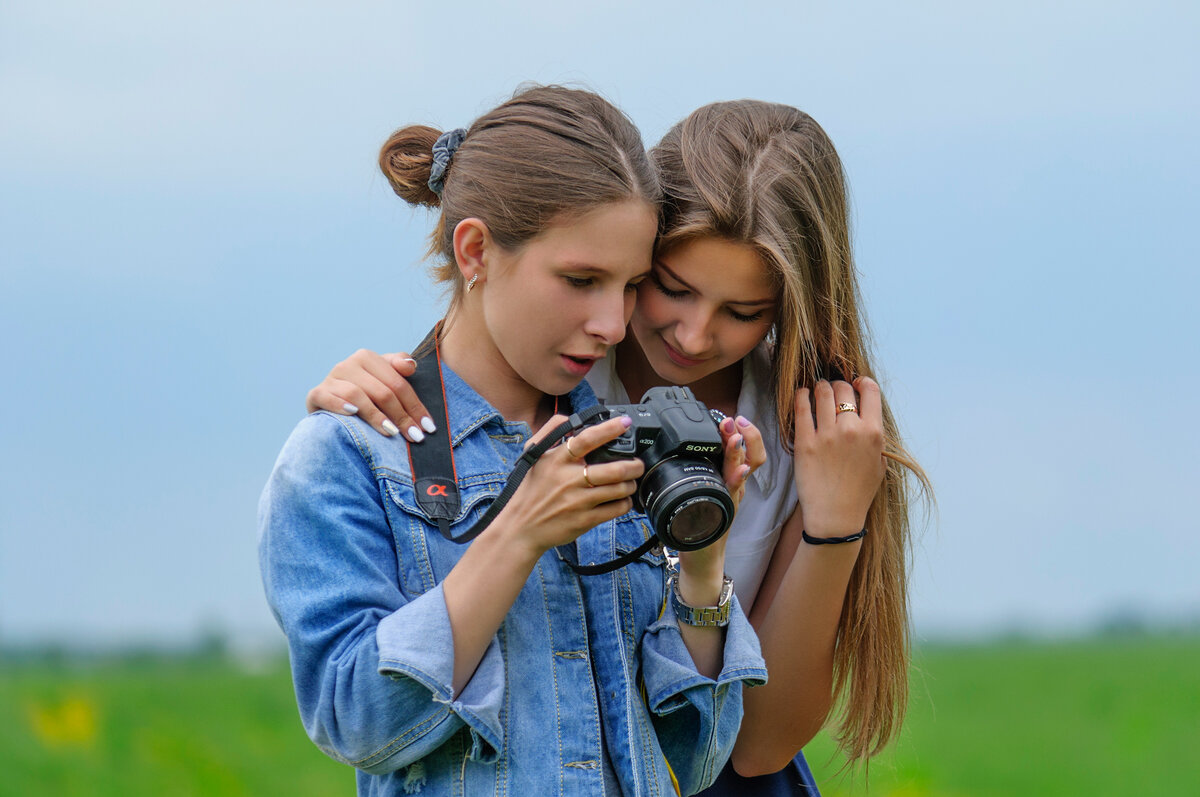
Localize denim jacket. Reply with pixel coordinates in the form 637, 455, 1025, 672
258, 362, 767, 796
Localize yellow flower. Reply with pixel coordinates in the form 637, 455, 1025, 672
27, 695, 98, 749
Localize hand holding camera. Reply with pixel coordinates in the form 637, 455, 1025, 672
674, 406, 763, 602
501, 414, 647, 558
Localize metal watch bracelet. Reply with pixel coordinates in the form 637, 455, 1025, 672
666, 571, 734, 627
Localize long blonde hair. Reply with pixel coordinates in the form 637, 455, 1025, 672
653, 100, 932, 762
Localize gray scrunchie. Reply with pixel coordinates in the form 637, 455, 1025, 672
428, 128, 467, 197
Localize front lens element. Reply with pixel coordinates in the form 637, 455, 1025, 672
640, 457, 734, 550
668, 497, 727, 546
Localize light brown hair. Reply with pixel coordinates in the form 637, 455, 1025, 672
653, 100, 932, 762
378, 84, 659, 311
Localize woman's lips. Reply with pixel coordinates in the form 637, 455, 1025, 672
662, 339, 707, 368
561, 354, 598, 377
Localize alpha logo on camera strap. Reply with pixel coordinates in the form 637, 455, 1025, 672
405, 326, 658, 574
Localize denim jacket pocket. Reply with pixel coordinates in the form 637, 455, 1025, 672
382, 477, 506, 596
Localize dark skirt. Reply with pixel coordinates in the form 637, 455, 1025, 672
697, 750, 820, 796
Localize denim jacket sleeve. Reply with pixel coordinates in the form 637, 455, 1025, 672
639, 596, 767, 793
257, 412, 503, 775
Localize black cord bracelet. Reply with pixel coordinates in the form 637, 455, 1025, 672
802, 528, 867, 545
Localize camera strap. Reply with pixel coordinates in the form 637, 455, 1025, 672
406, 326, 659, 575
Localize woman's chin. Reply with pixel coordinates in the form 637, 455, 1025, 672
647, 353, 710, 386
629, 328, 724, 387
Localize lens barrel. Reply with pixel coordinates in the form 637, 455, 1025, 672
639, 457, 734, 550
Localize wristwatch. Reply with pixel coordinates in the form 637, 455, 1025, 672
665, 556, 734, 627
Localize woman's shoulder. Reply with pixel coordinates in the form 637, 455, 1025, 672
277, 411, 415, 484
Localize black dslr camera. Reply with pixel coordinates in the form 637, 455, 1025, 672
586, 386, 734, 551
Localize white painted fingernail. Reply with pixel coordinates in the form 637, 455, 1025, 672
381, 420, 400, 437
401, 357, 417, 365
421, 417, 437, 434
343, 402, 359, 415
407, 425, 425, 442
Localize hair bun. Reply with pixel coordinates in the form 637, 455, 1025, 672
379, 125, 443, 207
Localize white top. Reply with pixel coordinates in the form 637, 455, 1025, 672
585, 343, 798, 608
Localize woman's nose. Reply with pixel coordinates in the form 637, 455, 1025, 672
586, 290, 629, 345
674, 311, 714, 355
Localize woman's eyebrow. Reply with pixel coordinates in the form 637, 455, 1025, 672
656, 260, 775, 306
654, 260, 695, 290
564, 262, 651, 280
727, 296, 776, 307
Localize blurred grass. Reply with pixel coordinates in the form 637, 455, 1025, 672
805, 634, 1200, 796
0, 654, 348, 796
2, 634, 1197, 795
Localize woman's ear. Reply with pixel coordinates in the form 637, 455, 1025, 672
452, 218, 490, 286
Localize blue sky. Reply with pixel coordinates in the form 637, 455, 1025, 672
2, 1, 1197, 648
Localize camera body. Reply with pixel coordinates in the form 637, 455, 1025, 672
586, 386, 734, 551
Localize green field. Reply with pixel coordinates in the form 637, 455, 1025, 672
806, 634, 1200, 795
3, 634, 1197, 796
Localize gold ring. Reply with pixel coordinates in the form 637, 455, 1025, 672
564, 437, 582, 460
836, 402, 858, 415
582, 464, 597, 488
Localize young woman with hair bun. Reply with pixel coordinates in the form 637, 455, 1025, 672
307, 98, 932, 796
259, 85, 768, 797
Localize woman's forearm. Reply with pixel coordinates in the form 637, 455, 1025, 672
441, 519, 542, 696
731, 508, 861, 776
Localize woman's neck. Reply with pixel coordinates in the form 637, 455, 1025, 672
615, 336, 743, 417
437, 311, 553, 430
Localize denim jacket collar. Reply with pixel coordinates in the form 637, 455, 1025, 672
439, 359, 598, 449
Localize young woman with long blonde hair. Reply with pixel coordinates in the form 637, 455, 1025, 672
305, 99, 931, 795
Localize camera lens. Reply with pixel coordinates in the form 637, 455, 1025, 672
668, 497, 728, 546
639, 457, 734, 551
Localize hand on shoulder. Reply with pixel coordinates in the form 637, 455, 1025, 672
305, 349, 434, 443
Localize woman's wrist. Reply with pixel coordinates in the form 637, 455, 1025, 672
675, 559, 727, 607
799, 511, 869, 541
802, 528, 866, 545
484, 513, 550, 568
